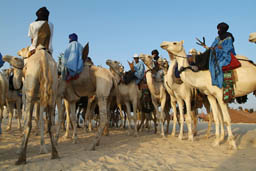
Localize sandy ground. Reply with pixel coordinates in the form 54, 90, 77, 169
1, 118, 256, 171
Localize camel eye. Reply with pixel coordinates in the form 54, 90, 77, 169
173, 42, 177, 45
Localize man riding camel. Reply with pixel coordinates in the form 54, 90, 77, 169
28, 7, 53, 56
207, 22, 236, 88
62, 33, 84, 81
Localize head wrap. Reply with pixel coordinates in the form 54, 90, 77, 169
69, 33, 78, 43
151, 49, 159, 61
151, 49, 159, 56
36, 7, 49, 21
217, 22, 234, 42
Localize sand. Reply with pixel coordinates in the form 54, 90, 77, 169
1, 118, 256, 171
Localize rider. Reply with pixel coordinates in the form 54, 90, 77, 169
62, 33, 84, 81
28, 7, 54, 56
207, 22, 236, 88
132, 54, 145, 84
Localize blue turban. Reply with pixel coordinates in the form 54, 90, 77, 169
0, 52, 4, 68
69, 33, 78, 43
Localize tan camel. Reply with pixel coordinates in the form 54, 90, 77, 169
249, 32, 256, 43
0, 71, 9, 134
55, 44, 115, 151
158, 57, 213, 139
106, 59, 141, 136
14, 44, 59, 164
161, 40, 256, 149
139, 54, 170, 137
1, 59, 23, 131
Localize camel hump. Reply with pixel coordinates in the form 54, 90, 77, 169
235, 54, 249, 60
36, 21, 51, 50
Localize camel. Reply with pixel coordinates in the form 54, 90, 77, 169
249, 32, 256, 43
1, 61, 23, 131
157, 57, 213, 139
139, 54, 170, 137
106, 59, 141, 136
0, 71, 9, 134
14, 44, 59, 164
161, 40, 256, 149
55, 44, 115, 151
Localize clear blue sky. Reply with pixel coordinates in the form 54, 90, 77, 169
1, 0, 256, 109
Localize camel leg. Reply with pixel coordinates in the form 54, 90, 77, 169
216, 104, 225, 142
125, 102, 132, 136
117, 104, 125, 129
6, 103, 13, 131
63, 100, 70, 139
165, 113, 170, 135
177, 100, 184, 140
170, 100, 177, 137
207, 96, 221, 147
16, 100, 22, 130
159, 98, 166, 137
15, 98, 34, 165
205, 101, 212, 138
192, 110, 198, 136
137, 112, 145, 132
55, 97, 63, 144
217, 98, 236, 150
132, 103, 138, 136
69, 102, 78, 143
89, 96, 108, 151
39, 106, 48, 154
34, 102, 40, 136
184, 98, 193, 141
0, 107, 3, 134
152, 111, 157, 134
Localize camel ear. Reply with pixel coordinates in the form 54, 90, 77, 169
82, 42, 89, 62
180, 40, 184, 45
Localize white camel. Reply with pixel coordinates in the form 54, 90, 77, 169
158, 57, 213, 138
249, 32, 256, 43
1, 60, 23, 131
106, 59, 140, 136
161, 40, 256, 149
139, 54, 170, 137
55, 44, 116, 151
14, 44, 59, 164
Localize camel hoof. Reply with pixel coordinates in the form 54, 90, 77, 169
88, 144, 96, 151
171, 132, 176, 137
39, 146, 48, 154
15, 159, 26, 165
178, 135, 183, 140
229, 140, 237, 150
212, 140, 220, 147
188, 136, 194, 142
51, 153, 60, 160
6, 127, 11, 131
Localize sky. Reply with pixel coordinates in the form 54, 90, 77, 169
0, 0, 256, 110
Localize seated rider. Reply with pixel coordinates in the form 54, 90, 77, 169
206, 22, 236, 88
151, 49, 160, 70
28, 7, 54, 56
62, 33, 84, 81
132, 54, 145, 84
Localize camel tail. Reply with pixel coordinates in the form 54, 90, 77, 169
39, 51, 53, 107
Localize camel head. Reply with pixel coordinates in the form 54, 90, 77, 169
139, 54, 154, 70
249, 32, 256, 43
17, 46, 30, 58
160, 40, 185, 60
157, 57, 169, 71
2, 55, 24, 69
106, 59, 124, 75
